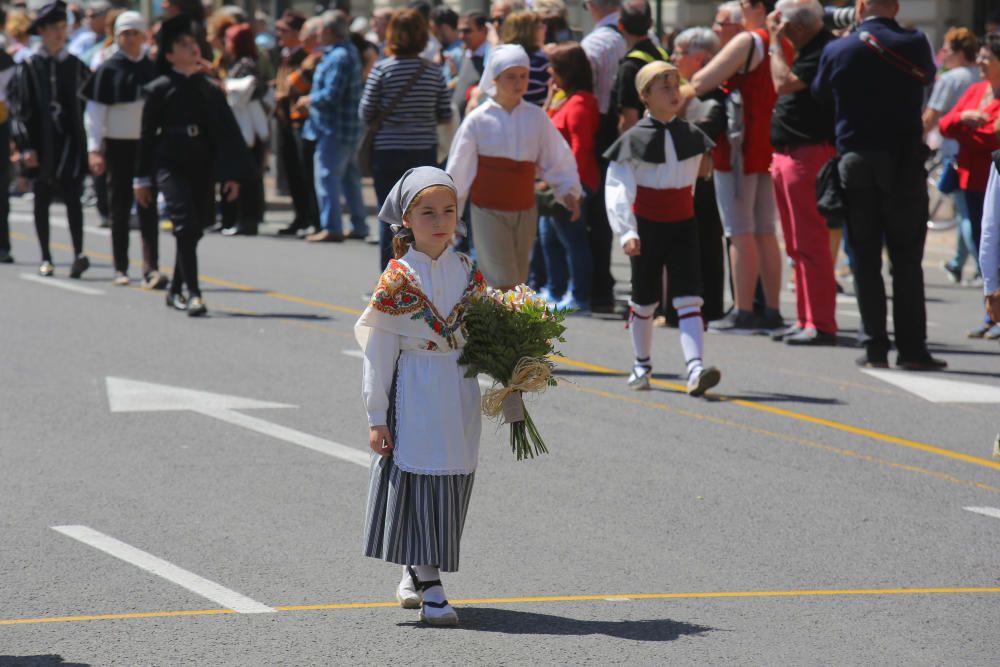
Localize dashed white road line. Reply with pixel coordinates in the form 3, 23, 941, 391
963, 507, 1000, 521
19, 273, 104, 295
51, 525, 275, 614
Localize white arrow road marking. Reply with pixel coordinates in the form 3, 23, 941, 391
52, 525, 275, 614
105, 377, 369, 467
341, 349, 494, 391
859, 369, 1000, 404
19, 273, 104, 296
963, 507, 1000, 521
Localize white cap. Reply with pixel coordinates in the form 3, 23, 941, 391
114, 11, 147, 37
477, 44, 530, 98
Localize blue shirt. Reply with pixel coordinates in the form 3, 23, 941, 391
309, 41, 362, 145
812, 17, 935, 154
441, 38, 464, 85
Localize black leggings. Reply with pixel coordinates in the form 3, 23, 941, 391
157, 166, 213, 298
33, 177, 84, 261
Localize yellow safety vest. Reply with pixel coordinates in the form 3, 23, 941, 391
626, 46, 669, 64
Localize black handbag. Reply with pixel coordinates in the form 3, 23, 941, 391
816, 156, 846, 229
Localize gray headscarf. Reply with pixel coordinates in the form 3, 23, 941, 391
379, 167, 461, 240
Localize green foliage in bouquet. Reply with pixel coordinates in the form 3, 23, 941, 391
458, 287, 567, 460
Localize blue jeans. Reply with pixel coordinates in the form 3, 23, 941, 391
947, 188, 984, 276
539, 192, 592, 307
372, 146, 437, 270
315, 133, 366, 235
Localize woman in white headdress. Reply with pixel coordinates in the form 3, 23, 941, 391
446, 43, 582, 290
357, 166, 487, 627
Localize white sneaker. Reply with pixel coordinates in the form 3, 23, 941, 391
627, 364, 652, 390
687, 366, 721, 397
395, 568, 422, 609
419, 597, 459, 626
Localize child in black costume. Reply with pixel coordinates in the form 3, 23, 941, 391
133, 14, 250, 317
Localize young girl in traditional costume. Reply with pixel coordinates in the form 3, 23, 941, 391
356, 166, 487, 627
446, 43, 582, 290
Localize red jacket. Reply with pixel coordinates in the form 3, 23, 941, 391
548, 91, 600, 191
939, 81, 1000, 193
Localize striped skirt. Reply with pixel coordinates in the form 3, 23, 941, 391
363, 454, 475, 572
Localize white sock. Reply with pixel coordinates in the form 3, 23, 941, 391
674, 296, 705, 377
629, 301, 657, 369
413, 565, 446, 604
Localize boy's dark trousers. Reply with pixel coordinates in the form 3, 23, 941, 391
106, 138, 159, 276
157, 160, 214, 298
33, 175, 84, 261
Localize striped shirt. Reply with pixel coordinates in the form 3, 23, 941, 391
524, 50, 550, 107
581, 14, 626, 115
360, 56, 452, 151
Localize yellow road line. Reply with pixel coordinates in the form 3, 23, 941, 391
3, 587, 998, 626
553, 357, 1000, 472
13, 232, 999, 473
561, 382, 1000, 495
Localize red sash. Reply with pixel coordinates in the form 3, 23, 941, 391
633, 186, 694, 223
470, 156, 535, 211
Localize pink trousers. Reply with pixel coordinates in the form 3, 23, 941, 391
772, 144, 838, 333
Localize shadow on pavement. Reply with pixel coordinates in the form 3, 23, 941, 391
0, 657, 91, 667
216, 311, 332, 322
706, 391, 844, 406
400, 607, 715, 641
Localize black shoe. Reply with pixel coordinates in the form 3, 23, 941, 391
38, 261, 54, 277
345, 230, 368, 240
710, 309, 757, 334
277, 224, 304, 236
0, 251, 14, 264
941, 261, 962, 284
68, 255, 90, 279
222, 226, 257, 237
187, 296, 207, 317
166, 292, 188, 311
771, 324, 802, 341
896, 355, 947, 371
856, 354, 889, 369
753, 309, 785, 334
785, 328, 838, 346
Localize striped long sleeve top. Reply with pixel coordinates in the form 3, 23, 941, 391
359, 56, 452, 151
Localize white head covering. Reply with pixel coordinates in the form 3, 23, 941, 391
379, 166, 466, 239
114, 11, 148, 36
477, 43, 530, 98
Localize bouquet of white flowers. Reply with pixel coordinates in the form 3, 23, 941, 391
458, 285, 567, 460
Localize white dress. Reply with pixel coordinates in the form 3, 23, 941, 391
355, 247, 486, 475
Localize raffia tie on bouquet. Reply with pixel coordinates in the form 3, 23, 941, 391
481, 357, 552, 424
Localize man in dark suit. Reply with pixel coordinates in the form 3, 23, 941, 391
812, 0, 944, 370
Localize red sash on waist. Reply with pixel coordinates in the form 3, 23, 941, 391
470, 156, 536, 211
633, 186, 694, 223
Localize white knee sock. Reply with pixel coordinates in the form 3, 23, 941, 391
628, 301, 658, 369
674, 296, 705, 377
413, 565, 446, 604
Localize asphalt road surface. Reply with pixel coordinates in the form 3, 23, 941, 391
2, 195, 999, 666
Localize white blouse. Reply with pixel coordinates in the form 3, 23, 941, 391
445, 97, 582, 212
605, 130, 703, 247
355, 247, 484, 475
981, 166, 999, 297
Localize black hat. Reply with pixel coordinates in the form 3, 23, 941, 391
156, 14, 195, 70
29, 0, 68, 36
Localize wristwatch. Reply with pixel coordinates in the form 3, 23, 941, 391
769, 44, 783, 55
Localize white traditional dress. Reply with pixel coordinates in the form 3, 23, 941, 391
358, 246, 487, 572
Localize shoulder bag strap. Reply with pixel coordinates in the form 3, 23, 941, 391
368, 59, 429, 135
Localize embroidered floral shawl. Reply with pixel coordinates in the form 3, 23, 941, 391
355, 251, 487, 352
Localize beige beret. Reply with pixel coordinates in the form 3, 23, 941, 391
635, 60, 679, 96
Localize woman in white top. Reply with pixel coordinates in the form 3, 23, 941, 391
357, 167, 487, 627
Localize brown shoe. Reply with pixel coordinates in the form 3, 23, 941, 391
306, 230, 344, 243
